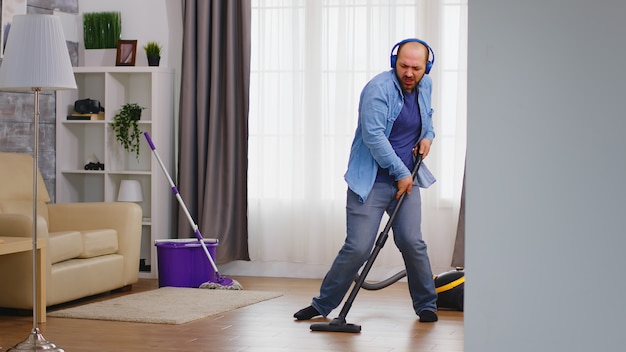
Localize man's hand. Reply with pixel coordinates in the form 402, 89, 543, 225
396, 175, 414, 199
414, 138, 432, 158
399, 139, 433, 199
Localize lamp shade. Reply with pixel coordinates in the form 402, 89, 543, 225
118, 180, 143, 202
0, 14, 76, 90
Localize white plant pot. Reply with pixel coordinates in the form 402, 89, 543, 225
81, 48, 117, 67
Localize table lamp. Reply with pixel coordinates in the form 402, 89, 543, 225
0, 14, 76, 351
118, 179, 144, 203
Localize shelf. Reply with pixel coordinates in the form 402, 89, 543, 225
73, 66, 173, 73
56, 67, 176, 278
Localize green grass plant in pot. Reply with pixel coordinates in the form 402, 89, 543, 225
112, 103, 145, 159
83, 12, 122, 49
143, 41, 162, 66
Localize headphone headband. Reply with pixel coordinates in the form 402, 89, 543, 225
390, 38, 435, 74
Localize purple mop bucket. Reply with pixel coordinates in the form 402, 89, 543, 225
145, 131, 240, 289
154, 238, 219, 288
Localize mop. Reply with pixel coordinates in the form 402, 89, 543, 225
310, 152, 423, 333
144, 132, 243, 290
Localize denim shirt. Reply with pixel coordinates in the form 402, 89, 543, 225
344, 70, 436, 202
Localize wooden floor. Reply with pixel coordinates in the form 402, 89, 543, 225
0, 276, 463, 351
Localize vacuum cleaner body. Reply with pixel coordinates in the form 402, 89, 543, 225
434, 269, 464, 311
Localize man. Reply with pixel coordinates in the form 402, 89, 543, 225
294, 39, 439, 323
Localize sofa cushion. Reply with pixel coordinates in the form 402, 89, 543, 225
48, 254, 125, 306
48, 231, 83, 264
78, 229, 118, 258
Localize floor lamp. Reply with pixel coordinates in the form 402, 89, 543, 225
0, 14, 76, 351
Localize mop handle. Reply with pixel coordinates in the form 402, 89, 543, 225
143, 132, 221, 274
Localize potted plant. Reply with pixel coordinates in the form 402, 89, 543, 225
111, 103, 145, 159
143, 41, 162, 66
83, 12, 122, 66
83, 12, 121, 49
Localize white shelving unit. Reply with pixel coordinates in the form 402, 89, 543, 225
55, 66, 175, 278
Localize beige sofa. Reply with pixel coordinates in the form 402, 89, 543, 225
0, 152, 142, 309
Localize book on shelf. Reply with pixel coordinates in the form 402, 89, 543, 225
67, 113, 105, 120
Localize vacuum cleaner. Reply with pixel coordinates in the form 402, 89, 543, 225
310, 153, 424, 333
357, 267, 465, 311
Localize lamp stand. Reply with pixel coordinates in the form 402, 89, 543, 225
7, 88, 64, 351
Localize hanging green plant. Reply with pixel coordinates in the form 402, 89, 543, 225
111, 103, 145, 159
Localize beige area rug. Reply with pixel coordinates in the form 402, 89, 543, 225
48, 287, 283, 325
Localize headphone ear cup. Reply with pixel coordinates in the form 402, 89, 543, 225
425, 61, 432, 74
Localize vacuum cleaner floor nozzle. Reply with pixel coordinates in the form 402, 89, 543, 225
310, 317, 361, 333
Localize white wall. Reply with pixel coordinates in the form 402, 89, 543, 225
77, 0, 182, 69
466, 1, 626, 351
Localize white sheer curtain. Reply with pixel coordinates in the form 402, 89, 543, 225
222, 0, 467, 279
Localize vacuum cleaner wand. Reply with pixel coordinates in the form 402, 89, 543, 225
310, 152, 423, 333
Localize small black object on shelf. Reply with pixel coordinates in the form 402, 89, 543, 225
84, 162, 105, 170
74, 98, 103, 114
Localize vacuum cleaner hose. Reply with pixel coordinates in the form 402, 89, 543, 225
357, 270, 407, 290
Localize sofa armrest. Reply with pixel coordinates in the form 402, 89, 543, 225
46, 202, 142, 284
0, 213, 48, 239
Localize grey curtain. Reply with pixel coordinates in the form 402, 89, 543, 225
178, 0, 251, 263
451, 167, 465, 268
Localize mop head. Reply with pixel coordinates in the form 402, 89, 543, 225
199, 276, 243, 290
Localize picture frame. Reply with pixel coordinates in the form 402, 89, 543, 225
116, 39, 137, 66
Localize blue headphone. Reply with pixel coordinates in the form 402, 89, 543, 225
390, 38, 435, 74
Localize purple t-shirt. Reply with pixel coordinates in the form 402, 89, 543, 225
375, 89, 422, 183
